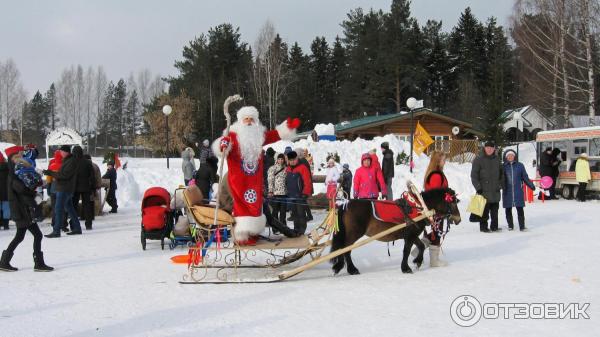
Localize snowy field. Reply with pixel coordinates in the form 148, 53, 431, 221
1, 139, 599, 336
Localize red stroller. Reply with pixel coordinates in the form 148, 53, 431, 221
141, 187, 173, 250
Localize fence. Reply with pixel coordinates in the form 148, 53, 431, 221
427, 139, 480, 164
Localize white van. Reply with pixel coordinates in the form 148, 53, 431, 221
536, 126, 600, 199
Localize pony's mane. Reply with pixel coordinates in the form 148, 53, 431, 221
421, 187, 454, 204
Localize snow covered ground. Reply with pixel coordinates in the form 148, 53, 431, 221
1, 139, 599, 336
1, 196, 598, 336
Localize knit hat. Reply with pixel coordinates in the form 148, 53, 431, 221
361, 153, 371, 161
343, 163, 349, 169
266, 147, 275, 157
284, 146, 293, 155
580, 153, 589, 159
59, 145, 71, 153
287, 151, 298, 160
504, 149, 517, 159
381, 142, 389, 149
4, 145, 24, 158
484, 140, 496, 148
236, 106, 259, 122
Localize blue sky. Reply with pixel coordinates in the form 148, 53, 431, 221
0, 0, 514, 93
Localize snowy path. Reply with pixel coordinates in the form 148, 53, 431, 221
1, 200, 599, 337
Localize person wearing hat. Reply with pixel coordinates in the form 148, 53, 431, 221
0, 146, 53, 272
285, 151, 312, 236
340, 163, 353, 199
43, 145, 84, 237
381, 142, 395, 200
538, 147, 560, 199
575, 153, 591, 202
267, 153, 289, 232
353, 153, 387, 199
325, 158, 340, 209
502, 149, 535, 231
471, 140, 504, 232
181, 147, 196, 186
102, 161, 118, 213
198, 139, 214, 166
212, 106, 301, 245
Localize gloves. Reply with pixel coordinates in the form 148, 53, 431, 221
220, 136, 230, 151
286, 117, 301, 130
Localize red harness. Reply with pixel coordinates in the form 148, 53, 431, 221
371, 192, 422, 223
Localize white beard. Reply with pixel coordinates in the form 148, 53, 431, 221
230, 120, 265, 165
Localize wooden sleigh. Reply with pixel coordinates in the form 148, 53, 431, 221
179, 184, 433, 284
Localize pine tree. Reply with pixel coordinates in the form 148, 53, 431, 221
44, 83, 58, 130
111, 79, 127, 146
422, 20, 452, 113
23, 91, 48, 145
309, 36, 332, 127
125, 90, 140, 147
280, 43, 311, 124
330, 36, 347, 121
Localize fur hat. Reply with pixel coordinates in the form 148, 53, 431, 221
4, 145, 24, 158
236, 106, 259, 122
504, 149, 517, 159
580, 153, 589, 159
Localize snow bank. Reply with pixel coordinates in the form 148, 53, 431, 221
313, 123, 335, 136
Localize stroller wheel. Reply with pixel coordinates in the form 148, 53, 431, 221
141, 229, 146, 250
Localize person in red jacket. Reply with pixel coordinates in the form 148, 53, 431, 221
285, 151, 312, 236
353, 153, 387, 199
417, 151, 449, 267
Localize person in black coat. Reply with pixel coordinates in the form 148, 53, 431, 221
381, 142, 395, 200
72, 152, 96, 229
102, 161, 118, 213
0, 152, 10, 230
340, 163, 353, 199
194, 156, 218, 203
43, 145, 83, 237
0, 146, 53, 272
538, 147, 560, 199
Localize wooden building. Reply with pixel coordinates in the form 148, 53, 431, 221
335, 108, 484, 140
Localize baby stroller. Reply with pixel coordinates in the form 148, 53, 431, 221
141, 187, 174, 250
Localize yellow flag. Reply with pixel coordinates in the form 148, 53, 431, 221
413, 122, 434, 155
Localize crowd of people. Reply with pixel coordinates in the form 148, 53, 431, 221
0, 144, 119, 272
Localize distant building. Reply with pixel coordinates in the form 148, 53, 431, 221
333, 108, 484, 141
502, 105, 554, 141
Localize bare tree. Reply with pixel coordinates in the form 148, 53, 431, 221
84, 66, 95, 133
149, 74, 166, 99
1, 59, 23, 131
136, 68, 152, 105
253, 20, 288, 128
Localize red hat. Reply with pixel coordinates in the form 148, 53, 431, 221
4, 146, 25, 158
361, 153, 371, 161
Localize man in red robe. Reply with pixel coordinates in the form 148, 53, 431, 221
213, 106, 300, 245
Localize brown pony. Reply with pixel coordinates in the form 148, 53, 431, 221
331, 188, 461, 275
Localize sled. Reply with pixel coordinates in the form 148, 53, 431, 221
179, 200, 432, 284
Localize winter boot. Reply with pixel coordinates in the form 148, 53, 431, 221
0, 250, 18, 272
33, 252, 54, 272
429, 245, 448, 267
1, 219, 8, 230
411, 237, 431, 257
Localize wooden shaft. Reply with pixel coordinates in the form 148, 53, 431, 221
278, 213, 429, 280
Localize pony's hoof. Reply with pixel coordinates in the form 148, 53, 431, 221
402, 267, 413, 274
348, 268, 360, 275
413, 256, 423, 266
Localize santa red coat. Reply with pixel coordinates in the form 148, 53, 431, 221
213, 120, 296, 240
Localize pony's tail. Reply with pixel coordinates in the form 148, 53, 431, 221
330, 206, 346, 272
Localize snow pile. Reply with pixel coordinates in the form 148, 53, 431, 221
313, 123, 335, 136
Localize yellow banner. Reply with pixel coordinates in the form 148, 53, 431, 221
413, 122, 434, 155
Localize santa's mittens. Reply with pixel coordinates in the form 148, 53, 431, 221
286, 117, 301, 130
220, 136, 231, 151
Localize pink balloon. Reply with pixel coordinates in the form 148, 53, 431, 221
540, 176, 553, 189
